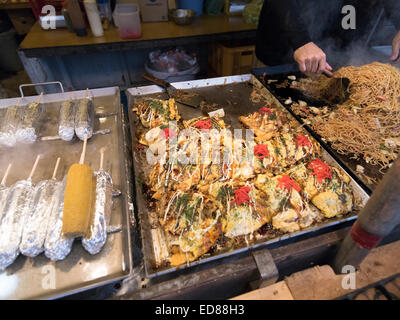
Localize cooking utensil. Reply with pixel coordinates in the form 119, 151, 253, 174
296, 72, 351, 106
143, 73, 205, 109
319, 75, 350, 105
169, 9, 196, 25
322, 70, 334, 78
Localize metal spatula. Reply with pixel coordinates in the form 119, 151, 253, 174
143, 73, 205, 109
299, 71, 351, 105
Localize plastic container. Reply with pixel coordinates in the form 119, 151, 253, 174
177, 0, 204, 17
113, 3, 141, 39
0, 28, 23, 72
84, 0, 104, 37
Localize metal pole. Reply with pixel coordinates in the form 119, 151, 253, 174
333, 157, 400, 273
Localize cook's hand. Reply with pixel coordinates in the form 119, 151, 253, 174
294, 42, 332, 74
390, 30, 400, 61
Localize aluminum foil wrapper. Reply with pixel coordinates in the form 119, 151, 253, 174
0, 107, 6, 142
0, 185, 10, 223
82, 169, 113, 255
58, 100, 75, 141
75, 97, 94, 141
16, 102, 43, 144
44, 178, 74, 261
0, 106, 20, 147
0, 107, 6, 120
20, 180, 58, 257
0, 180, 34, 271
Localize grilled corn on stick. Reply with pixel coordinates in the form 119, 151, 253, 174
0, 163, 12, 223
62, 135, 93, 237
16, 93, 43, 144
82, 148, 113, 255
59, 95, 75, 141
75, 89, 94, 141
0, 155, 41, 270
20, 158, 61, 257
44, 177, 74, 261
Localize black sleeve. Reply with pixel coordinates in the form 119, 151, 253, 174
382, 0, 400, 30
267, 0, 312, 50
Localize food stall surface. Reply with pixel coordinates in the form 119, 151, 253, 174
20, 15, 257, 56
0, 74, 399, 300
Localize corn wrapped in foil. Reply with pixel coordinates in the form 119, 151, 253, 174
20, 179, 58, 257
0, 180, 34, 271
0, 106, 20, 147
0, 185, 10, 223
58, 100, 75, 141
82, 169, 113, 255
0, 107, 6, 143
16, 102, 43, 144
44, 179, 74, 261
75, 97, 94, 141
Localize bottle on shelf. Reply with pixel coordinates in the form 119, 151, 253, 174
62, 1, 75, 32
83, 0, 104, 37
97, 0, 112, 30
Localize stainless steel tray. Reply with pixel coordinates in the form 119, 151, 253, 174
0, 87, 132, 299
126, 75, 369, 279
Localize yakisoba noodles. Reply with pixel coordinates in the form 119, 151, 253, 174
312, 62, 400, 170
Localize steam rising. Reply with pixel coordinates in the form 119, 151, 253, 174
295, 0, 398, 68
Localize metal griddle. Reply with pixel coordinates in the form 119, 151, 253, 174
0, 87, 132, 299
255, 71, 385, 193
126, 75, 369, 279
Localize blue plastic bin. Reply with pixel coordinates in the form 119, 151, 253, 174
177, 0, 204, 17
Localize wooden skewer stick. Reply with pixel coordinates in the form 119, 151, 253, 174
37, 92, 44, 104
99, 147, 106, 170
28, 155, 41, 180
86, 88, 89, 98
1, 163, 12, 186
52, 157, 61, 180
16, 98, 22, 107
79, 134, 88, 165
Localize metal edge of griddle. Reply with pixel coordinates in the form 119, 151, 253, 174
145, 215, 360, 279
126, 102, 157, 281
0, 87, 121, 109
0, 87, 132, 300
116, 98, 134, 274
251, 68, 374, 195
126, 75, 369, 280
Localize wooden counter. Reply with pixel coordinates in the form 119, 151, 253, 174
20, 15, 257, 57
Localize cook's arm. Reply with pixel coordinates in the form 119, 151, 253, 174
382, 0, 400, 61
271, 0, 331, 73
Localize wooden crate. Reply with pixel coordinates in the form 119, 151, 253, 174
6, 9, 35, 35
209, 41, 256, 76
